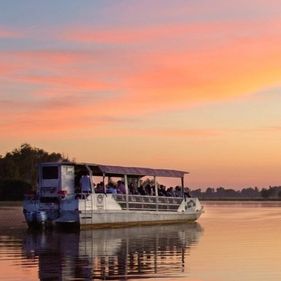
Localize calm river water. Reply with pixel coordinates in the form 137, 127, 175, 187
0, 201, 281, 281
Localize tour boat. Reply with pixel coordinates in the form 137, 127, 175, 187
23, 162, 203, 228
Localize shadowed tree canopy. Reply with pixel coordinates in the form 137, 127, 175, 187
0, 144, 69, 197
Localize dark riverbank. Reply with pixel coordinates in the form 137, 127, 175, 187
0, 201, 22, 206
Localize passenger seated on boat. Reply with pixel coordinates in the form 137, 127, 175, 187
151, 185, 156, 196
166, 187, 174, 197
106, 182, 117, 194
174, 186, 182, 197
80, 174, 92, 193
129, 183, 138, 195
184, 187, 191, 198
95, 182, 105, 193
138, 185, 146, 195
75, 171, 86, 195
145, 184, 152, 196
116, 180, 126, 194
158, 185, 167, 196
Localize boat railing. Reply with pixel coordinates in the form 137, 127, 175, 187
112, 194, 183, 212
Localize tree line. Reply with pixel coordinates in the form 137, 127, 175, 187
0, 143, 68, 200
191, 186, 281, 200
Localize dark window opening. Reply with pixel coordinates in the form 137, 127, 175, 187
42, 166, 59, 179
40, 197, 59, 204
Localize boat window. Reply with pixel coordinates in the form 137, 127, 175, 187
42, 166, 58, 179
40, 197, 59, 204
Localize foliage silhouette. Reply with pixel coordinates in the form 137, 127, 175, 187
0, 143, 69, 200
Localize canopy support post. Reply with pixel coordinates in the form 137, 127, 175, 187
181, 176, 184, 198
102, 173, 106, 194
124, 174, 129, 210
86, 165, 94, 193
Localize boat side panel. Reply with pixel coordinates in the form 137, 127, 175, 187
77, 210, 202, 227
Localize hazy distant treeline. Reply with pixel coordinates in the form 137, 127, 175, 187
0, 143, 68, 200
191, 186, 281, 200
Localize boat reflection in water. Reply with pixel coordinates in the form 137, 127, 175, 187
23, 223, 203, 280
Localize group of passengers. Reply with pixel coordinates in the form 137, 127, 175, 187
86, 180, 186, 198
77, 173, 190, 198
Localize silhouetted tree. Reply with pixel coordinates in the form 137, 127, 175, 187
0, 143, 69, 199
261, 187, 275, 199
0, 180, 31, 201
206, 187, 215, 194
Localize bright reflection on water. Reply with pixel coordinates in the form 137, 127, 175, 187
0, 202, 281, 281
23, 223, 201, 280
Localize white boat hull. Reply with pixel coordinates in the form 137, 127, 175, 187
24, 194, 203, 228
56, 210, 202, 228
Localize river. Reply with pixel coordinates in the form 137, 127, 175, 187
0, 201, 280, 281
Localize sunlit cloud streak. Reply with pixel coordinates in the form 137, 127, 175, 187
0, 26, 21, 38
61, 19, 281, 45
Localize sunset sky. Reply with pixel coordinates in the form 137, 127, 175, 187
0, 1, 280, 189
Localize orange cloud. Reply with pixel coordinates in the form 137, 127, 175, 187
118, 128, 221, 138
0, 63, 17, 75
120, 36, 281, 107
17, 75, 110, 91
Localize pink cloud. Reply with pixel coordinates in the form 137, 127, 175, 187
0, 27, 21, 38
61, 19, 281, 45
0, 111, 220, 138
0, 50, 94, 74
17, 75, 110, 91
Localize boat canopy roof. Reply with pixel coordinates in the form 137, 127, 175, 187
41, 162, 188, 178
95, 164, 187, 178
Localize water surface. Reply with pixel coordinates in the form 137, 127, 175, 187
0, 201, 281, 281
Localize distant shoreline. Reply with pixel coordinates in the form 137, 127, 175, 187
200, 198, 281, 201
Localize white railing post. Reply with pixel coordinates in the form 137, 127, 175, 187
154, 176, 158, 211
